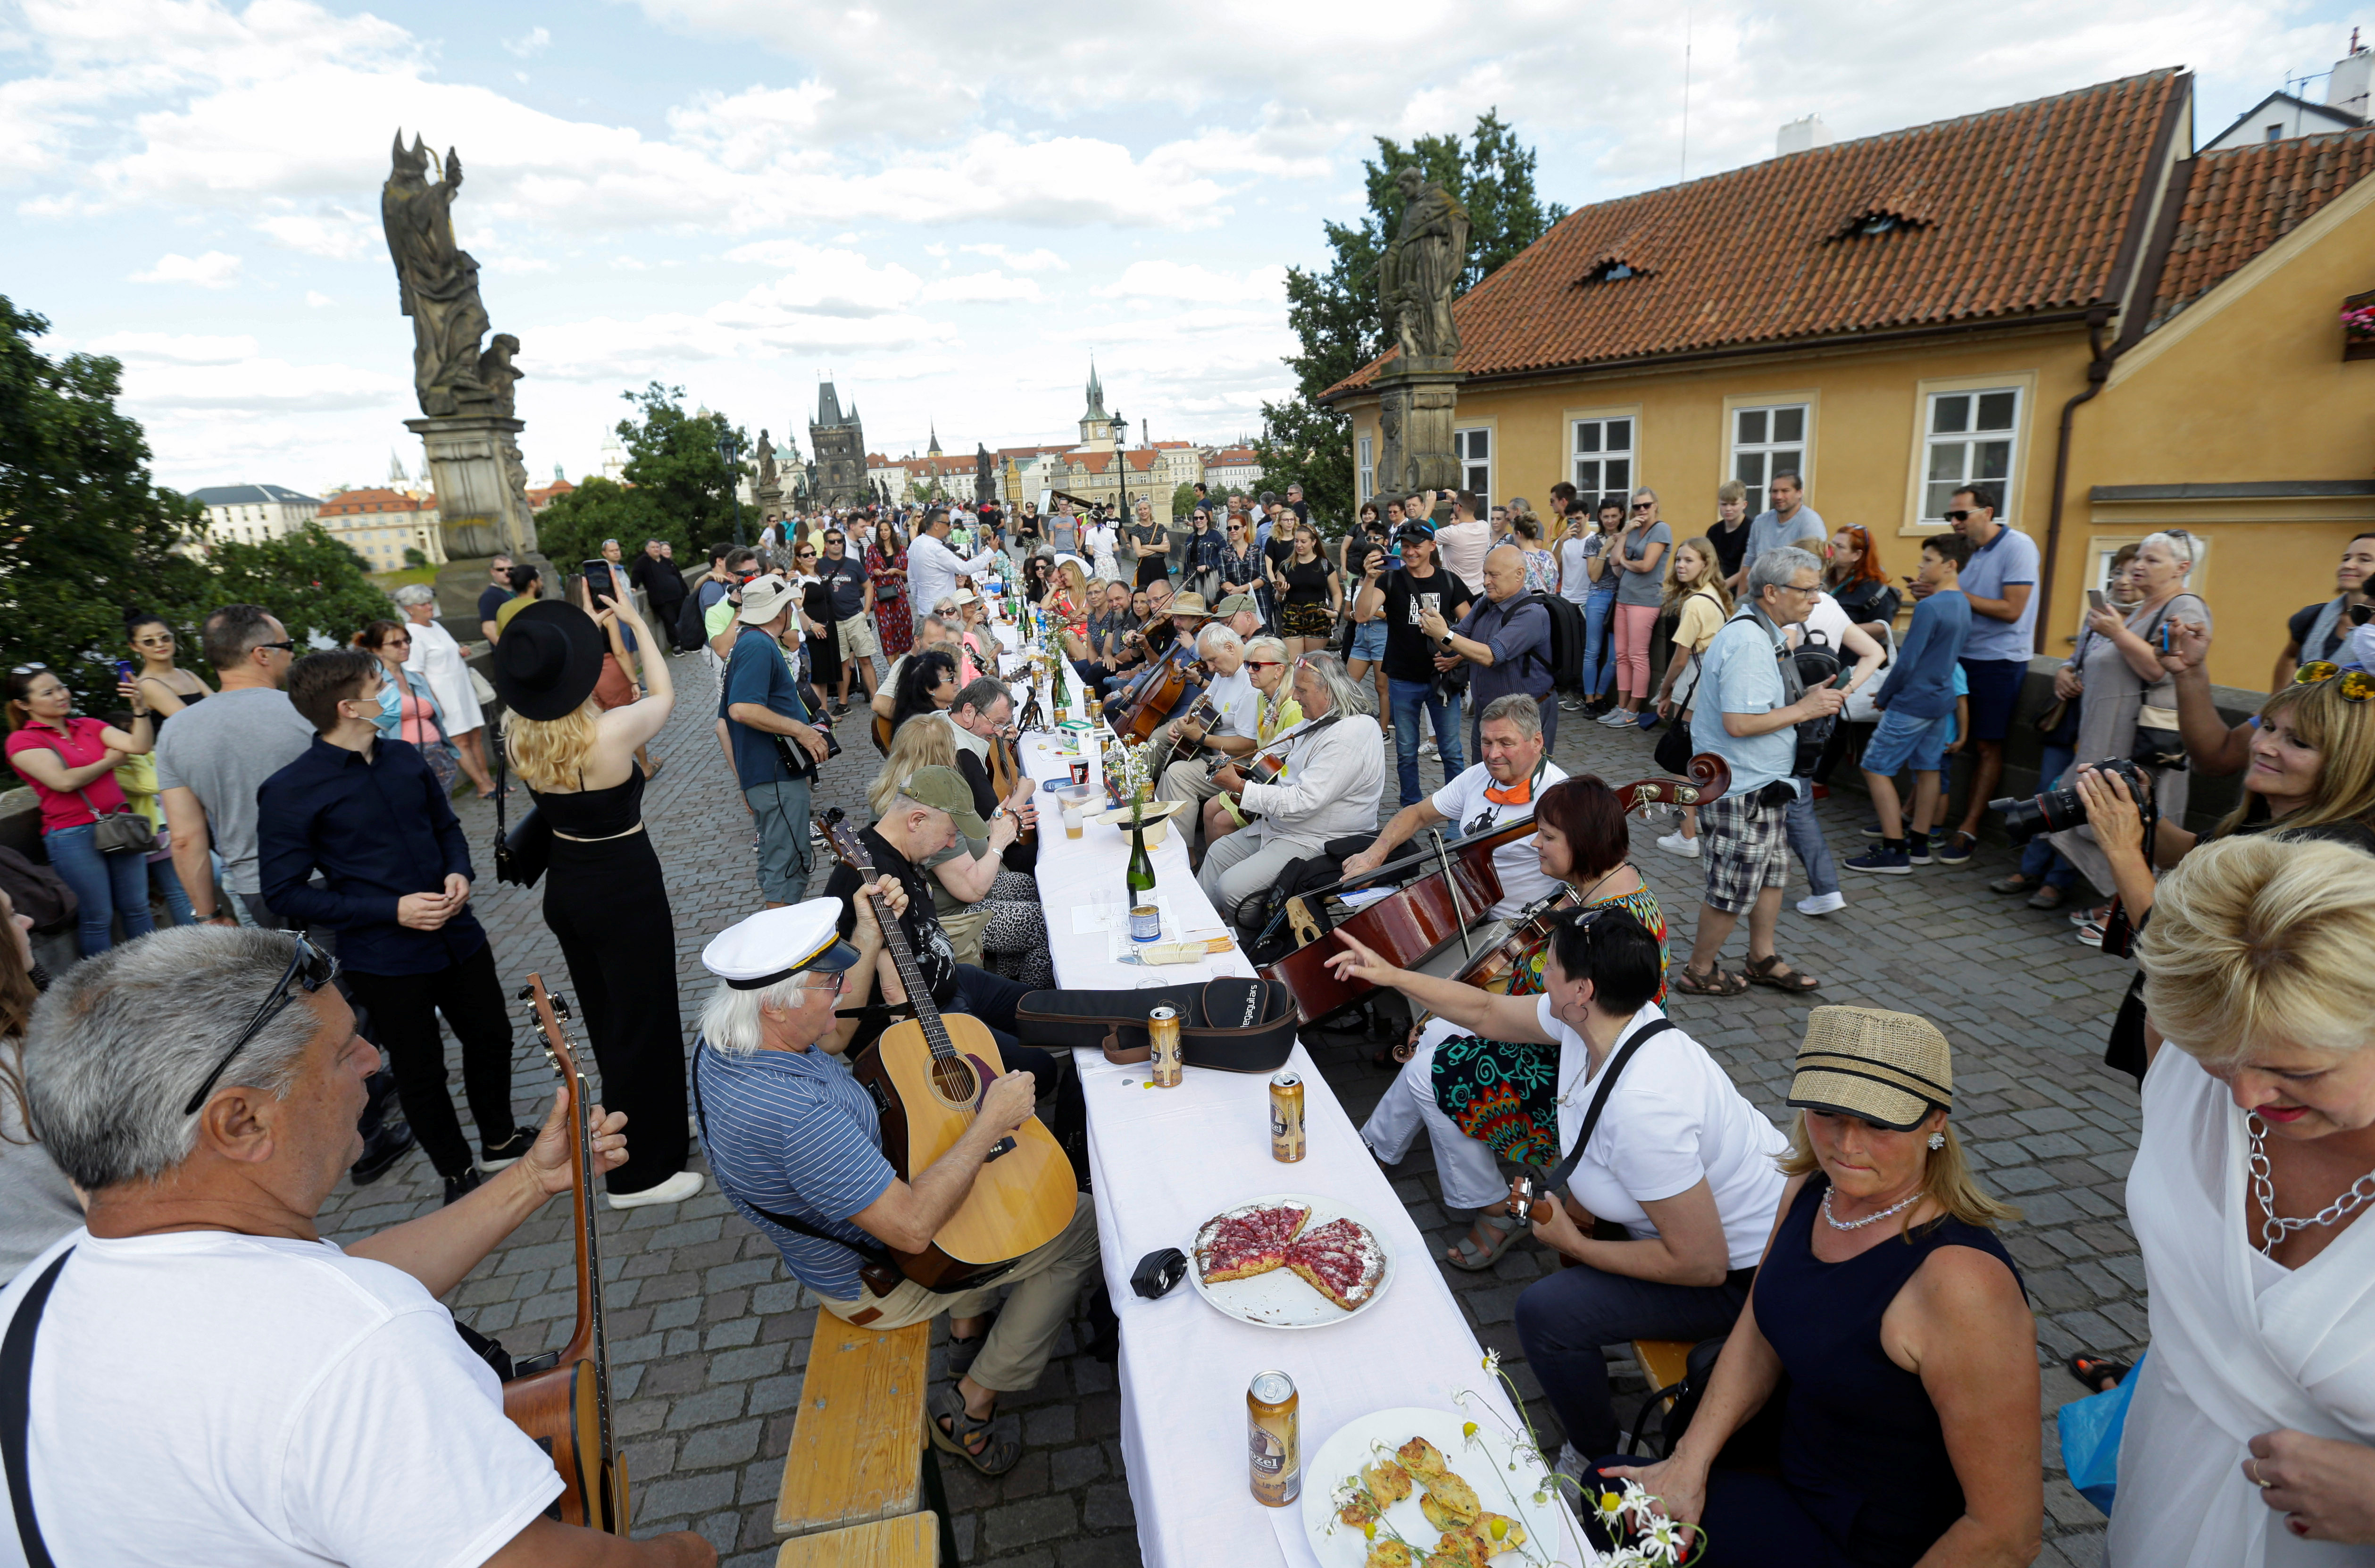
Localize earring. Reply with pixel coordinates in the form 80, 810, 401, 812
1926, 1132, 1946, 1152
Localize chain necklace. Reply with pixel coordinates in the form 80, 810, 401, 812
1822, 1185, 1924, 1232
2246, 1113, 2375, 1256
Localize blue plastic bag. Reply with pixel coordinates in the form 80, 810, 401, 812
2057, 1350, 2146, 1515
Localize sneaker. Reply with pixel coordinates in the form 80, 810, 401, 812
1419, 740, 1438, 760
479, 1126, 537, 1170
442, 1167, 484, 1207
1596, 707, 1634, 727
606, 1169, 706, 1209
1906, 835, 1933, 866
1558, 696, 1584, 712
1796, 890, 1847, 916
1846, 846, 1912, 876
1933, 832, 1975, 866
1654, 831, 1700, 860
1859, 820, 1887, 839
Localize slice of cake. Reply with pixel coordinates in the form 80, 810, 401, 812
1283, 1216, 1388, 1311
1193, 1200, 1314, 1284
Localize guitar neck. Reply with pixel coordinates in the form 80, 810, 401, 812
855, 878, 957, 1061
573, 1062, 614, 1458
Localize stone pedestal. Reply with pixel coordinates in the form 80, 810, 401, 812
1373, 355, 1464, 497
407, 414, 538, 560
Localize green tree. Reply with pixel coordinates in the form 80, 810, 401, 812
402, 545, 430, 568
1255, 109, 1566, 525
0, 296, 214, 702
1169, 482, 1201, 519
615, 383, 750, 553
207, 527, 399, 650
535, 477, 662, 569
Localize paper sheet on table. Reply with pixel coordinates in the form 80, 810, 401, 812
1337, 886, 1394, 910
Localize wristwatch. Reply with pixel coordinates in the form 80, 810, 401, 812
1438, 632, 1456, 648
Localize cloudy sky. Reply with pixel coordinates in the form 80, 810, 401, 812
4, 0, 2361, 498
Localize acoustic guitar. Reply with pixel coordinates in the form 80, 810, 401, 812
817, 816, 1076, 1288
504, 976, 628, 1534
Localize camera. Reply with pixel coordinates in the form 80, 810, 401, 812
1991, 757, 2149, 844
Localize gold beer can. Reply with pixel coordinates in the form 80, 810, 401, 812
1269, 1071, 1306, 1163
1247, 1370, 1299, 1506
1148, 1004, 1183, 1088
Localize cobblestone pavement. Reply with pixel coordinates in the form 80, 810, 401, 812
316, 647, 2141, 1568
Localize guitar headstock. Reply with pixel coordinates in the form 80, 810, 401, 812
816, 807, 873, 877
519, 974, 584, 1085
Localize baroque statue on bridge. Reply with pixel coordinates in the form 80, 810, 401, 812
382, 132, 504, 418
1378, 166, 1470, 364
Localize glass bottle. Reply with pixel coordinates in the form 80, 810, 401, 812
1125, 807, 1157, 910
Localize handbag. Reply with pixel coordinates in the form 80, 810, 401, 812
491, 740, 550, 889
1840, 625, 1896, 725
2128, 602, 2191, 771
2056, 1351, 2146, 1514
34, 733, 156, 856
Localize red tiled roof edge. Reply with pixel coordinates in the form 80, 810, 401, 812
2147, 125, 2375, 330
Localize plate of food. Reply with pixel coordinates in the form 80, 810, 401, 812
1187, 1193, 1394, 1329
1302, 1406, 1586, 1567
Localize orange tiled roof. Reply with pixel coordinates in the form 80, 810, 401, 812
319, 487, 423, 516
1325, 68, 2188, 398
1065, 449, 1160, 475
2149, 126, 2375, 329
1206, 447, 1258, 466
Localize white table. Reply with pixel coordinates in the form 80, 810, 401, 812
1011, 730, 1589, 1568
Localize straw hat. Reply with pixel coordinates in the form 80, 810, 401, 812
1785, 1006, 1953, 1132
1166, 592, 1217, 619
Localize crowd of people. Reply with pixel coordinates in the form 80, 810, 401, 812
6, 472, 2375, 1567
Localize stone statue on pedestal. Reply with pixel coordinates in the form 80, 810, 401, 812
1378, 167, 1470, 365
758, 431, 778, 491
976, 443, 994, 502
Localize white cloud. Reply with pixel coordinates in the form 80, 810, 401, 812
304, 290, 334, 307
504, 26, 551, 59
119, 356, 408, 412
920, 272, 1042, 303
85, 331, 260, 364
721, 239, 925, 315
1097, 260, 1285, 305
961, 242, 1067, 272
253, 205, 376, 259
486, 254, 556, 274
130, 250, 242, 287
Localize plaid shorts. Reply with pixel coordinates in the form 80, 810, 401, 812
1699, 788, 1790, 914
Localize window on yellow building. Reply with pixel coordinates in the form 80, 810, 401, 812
1356, 436, 1374, 503
1452, 427, 1491, 508
1732, 405, 1806, 515
1571, 417, 1633, 500
1923, 389, 2019, 522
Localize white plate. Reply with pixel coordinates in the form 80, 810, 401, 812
1300, 1405, 1592, 1567
1187, 1193, 1396, 1330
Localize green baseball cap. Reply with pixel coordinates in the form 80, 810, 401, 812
896, 765, 987, 839
1215, 594, 1261, 617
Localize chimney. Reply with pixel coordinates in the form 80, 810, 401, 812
2330, 33, 2373, 122
1776, 115, 1835, 157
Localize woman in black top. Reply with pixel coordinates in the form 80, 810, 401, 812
1275, 523, 1341, 656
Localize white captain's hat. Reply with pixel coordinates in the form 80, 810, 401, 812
700, 899, 863, 990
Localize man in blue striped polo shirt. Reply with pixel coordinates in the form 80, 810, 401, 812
690, 897, 1100, 1479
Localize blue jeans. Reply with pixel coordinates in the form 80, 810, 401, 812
148, 854, 196, 926
2019, 744, 2080, 888
1580, 586, 1619, 698
1784, 785, 1839, 897
1388, 678, 1465, 809
45, 823, 158, 957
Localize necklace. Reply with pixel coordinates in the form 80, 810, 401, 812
2246, 1113, 2375, 1256
1822, 1185, 1924, 1232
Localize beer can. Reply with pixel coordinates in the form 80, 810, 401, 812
1247, 1370, 1300, 1506
1129, 903, 1162, 942
1269, 1072, 1306, 1163
1148, 1005, 1183, 1088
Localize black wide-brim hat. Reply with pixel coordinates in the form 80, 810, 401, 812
491, 600, 605, 721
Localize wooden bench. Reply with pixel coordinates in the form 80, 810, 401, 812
774, 1512, 939, 1567
1633, 1339, 1695, 1407
775, 1309, 931, 1540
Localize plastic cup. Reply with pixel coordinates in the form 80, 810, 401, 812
1062, 804, 1084, 839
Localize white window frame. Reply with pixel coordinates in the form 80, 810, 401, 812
1569, 416, 1635, 501
1356, 434, 1375, 504
1452, 426, 1492, 509
1920, 385, 2024, 526
1729, 402, 1810, 517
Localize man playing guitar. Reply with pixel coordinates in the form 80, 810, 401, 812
1153, 624, 1264, 817
689, 899, 1100, 1480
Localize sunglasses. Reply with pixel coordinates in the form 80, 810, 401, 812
1631, 503, 1654, 512
1942, 509, 1975, 522
133, 633, 174, 645
254, 640, 297, 654
2293, 662, 2375, 701
183, 934, 338, 1115
1247, 659, 1284, 669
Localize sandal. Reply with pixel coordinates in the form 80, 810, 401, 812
1671, 964, 1749, 997
1745, 954, 1821, 993
2066, 1352, 2132, 1395
1444, 1211, 1525, 1272
927, 1382, 1021, 1476
945, 1309, 999, 1379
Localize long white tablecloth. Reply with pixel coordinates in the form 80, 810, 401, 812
1007, 724, 1586, 1568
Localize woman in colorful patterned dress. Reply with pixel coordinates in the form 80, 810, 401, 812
1357, 774, 1669, 1271
867, 517, 913, 661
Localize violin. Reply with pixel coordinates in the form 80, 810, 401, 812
1263, 754, 1731, 1026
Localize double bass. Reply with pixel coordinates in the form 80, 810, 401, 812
1263, 755, 1731, 1026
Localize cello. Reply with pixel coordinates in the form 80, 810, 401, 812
1263, 754, 1731, 1025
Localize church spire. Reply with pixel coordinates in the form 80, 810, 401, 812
1082, 357, 1107, 421
928, 420, 942, 456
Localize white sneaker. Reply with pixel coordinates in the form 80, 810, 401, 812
1655, 831, 1700, 859
1797, 891, 1847, 916
605, 1169, 705, 1209
1420, 741, 1438, 759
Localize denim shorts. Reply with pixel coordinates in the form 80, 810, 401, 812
1348, 619, 1387, 661
1860, 706, 1954, 776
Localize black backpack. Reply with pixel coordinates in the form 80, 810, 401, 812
676, 584, 713, 651
1518, 591, 1588, 691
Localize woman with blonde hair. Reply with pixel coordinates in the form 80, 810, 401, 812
2107, 836, 2375, 1561
867, 719, 1052, 986
1604, 1006, 2039, 1568
491, 593, 699, 1209
1649, 538, 1734, 859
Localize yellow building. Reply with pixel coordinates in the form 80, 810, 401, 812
1325, 68, 2375, 690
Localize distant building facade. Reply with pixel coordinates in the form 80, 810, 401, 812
187, 483, 321, 547
317, 487, 446, 570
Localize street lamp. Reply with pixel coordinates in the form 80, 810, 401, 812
717, 426, 746, 547
1110, 405, 1126, 524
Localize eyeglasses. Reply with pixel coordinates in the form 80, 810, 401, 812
2293, 662, 2375, 701
133, 634, 174, 646
796, 971, 846, 995
1247, 659, 1284, 669
183, 934, 338, 1116
254, 640, 297, 654
1942, 509, 1982, 523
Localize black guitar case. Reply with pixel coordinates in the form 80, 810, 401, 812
1015, 976, 1298, 1073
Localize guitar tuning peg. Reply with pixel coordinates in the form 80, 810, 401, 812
514, 985, 535, 1002
550, 994, 572, 1018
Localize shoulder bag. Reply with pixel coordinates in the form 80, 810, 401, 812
33, 732, 154, 857
491, 737, 550, 888
2130, 597, 2196, 771
1840, 624, 1897, 726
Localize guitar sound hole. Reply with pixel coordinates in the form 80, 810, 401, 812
932, 1057, 980, 1106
